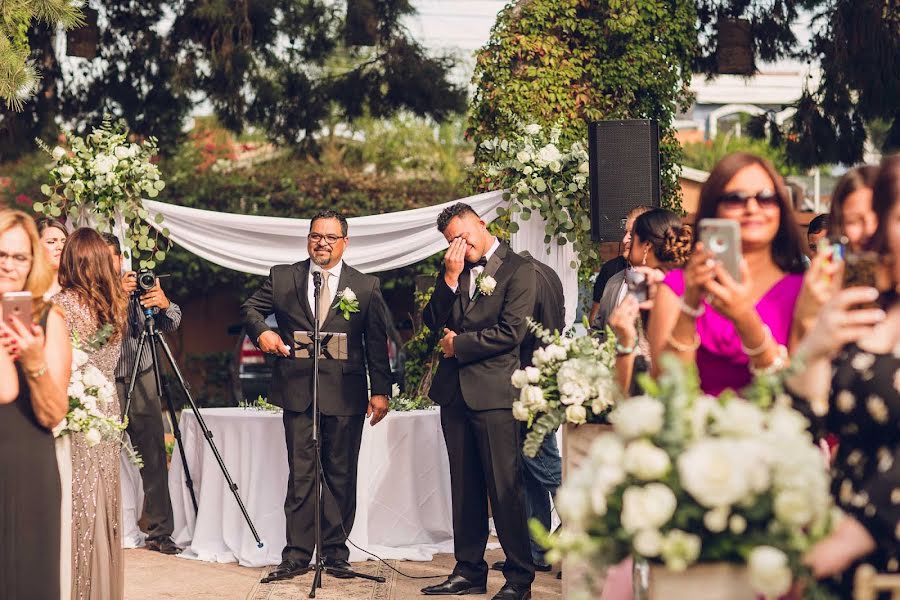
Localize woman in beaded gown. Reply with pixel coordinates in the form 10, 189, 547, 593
54, 228, 128, 600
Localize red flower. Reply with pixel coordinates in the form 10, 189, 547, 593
15, 194, 31, 206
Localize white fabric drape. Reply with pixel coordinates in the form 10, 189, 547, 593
141, 190, 578, 326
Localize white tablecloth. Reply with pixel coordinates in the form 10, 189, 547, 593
161, 407, 457, 566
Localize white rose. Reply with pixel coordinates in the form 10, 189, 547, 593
609, 396, 665, 440
522, 166, 533, 176
565, 404, 587, 424
677, 439, 751, 508
114, 145, 130, 160
555, 486, 590, 526
91, 154, 118, 175
545, 344, 567, 362
72, 348, 89, 370
68, 380, 86, 399
71, 408, 87, 422
713, 400, 765, 437
589, 434, 625, 466
524, 366, 541, 384
478, 275, 496, 295
774, 489, 814, 527
59, 164, 76, 182
748, 546, 792, 599
532, 347, 547, 367
633, 529, 663, 557
84, 428, 102, 447
512, 401, 530, 422
536, 143, 562, 165
340, 287, 357, 302
621, 483, 677, 533
623, 439, 671, 481
703, 506, 730, 533
82, 367, 108, 390
524, 124, 542, 135
511, 369, 529, 389
729, 514, 747, 535
520, 385, 544, 408
548, 160, 562, 173
578, 161, 589, 173
52, 146, 66, 161
516, 150, 532, 163
660, 530, 702, 572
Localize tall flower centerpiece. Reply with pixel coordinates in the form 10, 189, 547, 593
474, 120, 595, 271
35, 119, 168, 270
512, 319, 619, 457
544, 356, 835, 600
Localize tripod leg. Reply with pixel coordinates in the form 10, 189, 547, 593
147, 329, 199, 514
153, 330, 263, 547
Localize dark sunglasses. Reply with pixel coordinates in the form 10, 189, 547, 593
718, 189, 779, 210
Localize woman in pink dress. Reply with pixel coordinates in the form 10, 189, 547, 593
647, 152, 807, 395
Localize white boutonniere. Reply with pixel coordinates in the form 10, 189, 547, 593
334, 287, 360, 320
474, 274, 497, 299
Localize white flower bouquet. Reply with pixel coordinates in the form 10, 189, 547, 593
544, 356, 836, 599
512, 319, 619, 457
35, 119, 168, 270
53, 347, 127, 447
475, 119, 595, 268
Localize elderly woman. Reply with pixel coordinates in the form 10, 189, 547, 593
0, 209, 72, 600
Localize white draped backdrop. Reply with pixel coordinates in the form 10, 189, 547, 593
142, 191, 579, 326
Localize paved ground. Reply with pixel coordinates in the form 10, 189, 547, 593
124, 548, 563, 600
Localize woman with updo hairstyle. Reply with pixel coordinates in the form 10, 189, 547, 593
607, 208, 692, 393
36, 216, 68, 298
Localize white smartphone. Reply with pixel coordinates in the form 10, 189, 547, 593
698, 219, 742, 282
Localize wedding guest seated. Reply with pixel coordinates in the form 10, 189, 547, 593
0, 209, 71, 600
37, 216, 67, 298
806, 214, 830, 257
607, 208, 691, 394
647, 152, 807, 395
787, 155, 900, 597
589, 205, 652, 328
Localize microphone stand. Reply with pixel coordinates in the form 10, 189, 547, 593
309, 270, 384, 597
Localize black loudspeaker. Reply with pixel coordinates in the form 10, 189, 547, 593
588, 120, 661, 242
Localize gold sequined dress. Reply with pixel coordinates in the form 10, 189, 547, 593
55, 290, 124, 600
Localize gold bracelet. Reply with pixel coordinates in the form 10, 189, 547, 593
667, 332, 700, 352
25, 363, 48, 379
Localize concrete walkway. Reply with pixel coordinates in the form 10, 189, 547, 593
124, 548, 563, 600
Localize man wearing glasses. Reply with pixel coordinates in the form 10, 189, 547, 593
241, 210, 392, 583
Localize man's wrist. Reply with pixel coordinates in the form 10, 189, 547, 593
444, 274, 459, 291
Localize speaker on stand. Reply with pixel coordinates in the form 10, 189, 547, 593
588, 120, 661, 242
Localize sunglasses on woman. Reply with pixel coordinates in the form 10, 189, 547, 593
718, 189, 779, 210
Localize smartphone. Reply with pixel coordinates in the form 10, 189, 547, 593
625, 269, 649, 303
698, 219, 742, 282
2, 291, 33, 326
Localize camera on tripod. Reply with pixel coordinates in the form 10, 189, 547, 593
136, 268, 157, 295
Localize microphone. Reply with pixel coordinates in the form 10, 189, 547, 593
313, 271, 322, 289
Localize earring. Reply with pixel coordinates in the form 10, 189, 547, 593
642, 247, 648, 266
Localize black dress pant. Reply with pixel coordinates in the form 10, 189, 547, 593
282, 407, 365, 564
440, 391, 535, 588
117, 369, 176, 541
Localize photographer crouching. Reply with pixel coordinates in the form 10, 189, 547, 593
102, 233, 183, 554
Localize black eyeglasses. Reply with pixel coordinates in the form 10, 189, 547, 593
308, 233, 345, 245
718, 189, 779, 210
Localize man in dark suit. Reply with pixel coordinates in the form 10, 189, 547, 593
241, 210, 392, 583
421, 203, 536, 600
491, 252, 564, 575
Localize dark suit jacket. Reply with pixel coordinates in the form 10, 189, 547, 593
423, 243, 536, 411
520, 256, 565, 367
240, 259, 392, 416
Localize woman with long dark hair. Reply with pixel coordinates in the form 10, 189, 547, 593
37, 217, 68, 298
55, 227, 127, 600
647, 152, 807, 394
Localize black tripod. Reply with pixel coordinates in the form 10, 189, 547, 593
123, 301, 262, 548
309, 271, 384, 597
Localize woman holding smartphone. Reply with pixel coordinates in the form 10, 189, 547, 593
788, 155, 900, 595
647, 152, 807, 394
55, 228, 128, 600
0, 209, 72, 600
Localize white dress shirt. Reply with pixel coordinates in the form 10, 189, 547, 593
449, 238, 500, 298
308, 260, 344, 319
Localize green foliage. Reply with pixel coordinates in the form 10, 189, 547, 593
389, 395, 434, 412
468, 0, 697, 240
400, 285, 440, 406
681, 132, 801, 176
0, 0, 82, 110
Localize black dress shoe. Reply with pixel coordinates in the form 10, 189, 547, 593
491, 583, 531, 600
490, 560, 551, 573
323, 557, 356, 579
261, 560, 310, 583
145, 536, 182, 555
421, 574, 487, 595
